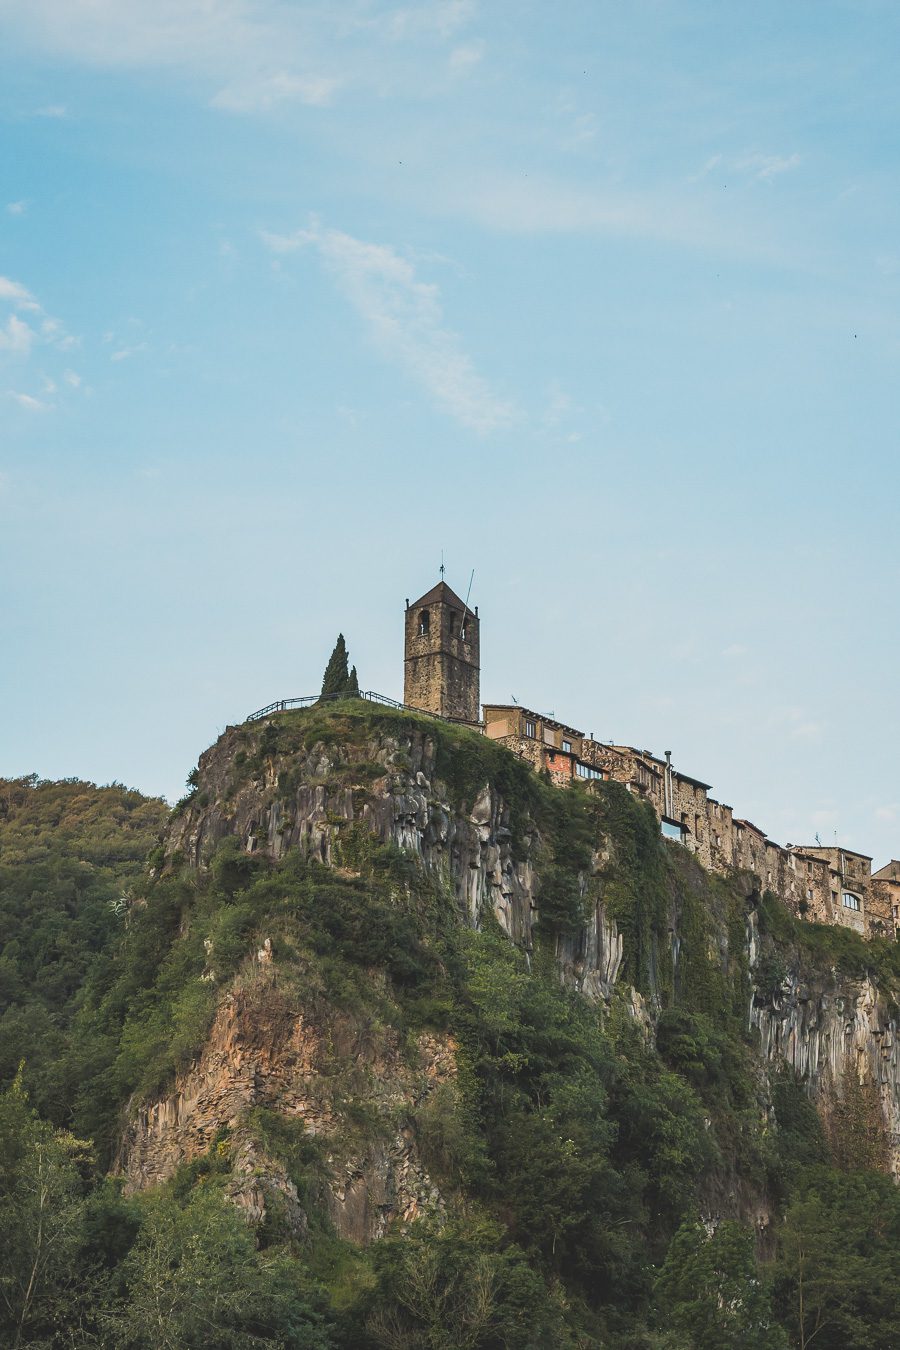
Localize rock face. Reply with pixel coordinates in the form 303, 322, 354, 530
121, 711, 900, 1226
751, 964, 900, 1173
169, 719, 545, 944
117, 972, 456, 1242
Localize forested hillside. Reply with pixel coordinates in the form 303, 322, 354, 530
3, 716, 900, 1348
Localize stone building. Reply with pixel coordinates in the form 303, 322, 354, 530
403, 581, 480, 726
481, 700, 897, 941
402, 578, 897, 941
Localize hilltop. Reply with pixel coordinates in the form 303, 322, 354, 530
3, 705, 900, 1347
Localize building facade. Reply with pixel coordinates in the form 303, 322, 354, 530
401, 579, 898, 941
403, 581, 480, 726
483, 702, 899, 942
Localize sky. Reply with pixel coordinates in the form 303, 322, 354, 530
1, 0, 899, 863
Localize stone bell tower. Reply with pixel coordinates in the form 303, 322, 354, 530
404, 580, 480, 726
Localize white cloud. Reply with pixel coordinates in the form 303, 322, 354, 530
35, 104, 68, 117
6, 200, 27, 215
0, 276, 40, 310
263, 221, 515, 433
63, 368, 82, 387
0, 315, 36, 354
110, 342, 148, 362
211, 70, 339, 112
9, 390, 47, 410
0, 0, 480, 114
0, 274, 77, 405
437, 172, 751, 253
790, 721, 822, 743
736, 152, 801, 182
692, 150, 800, 183
448, 40, 484, 73
386, 1, 476, 41
722, 642, 748, 658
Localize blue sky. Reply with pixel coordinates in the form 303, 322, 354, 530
1, 1, 899, 862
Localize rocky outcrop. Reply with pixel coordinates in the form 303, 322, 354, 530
117, 970, 455, 1243
751, 966, 900, 1173
168, 720, 539, 949
137, 711, 900, 1214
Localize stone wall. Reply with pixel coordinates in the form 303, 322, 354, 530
404, 591, 480, 724
483, 704, 897, 941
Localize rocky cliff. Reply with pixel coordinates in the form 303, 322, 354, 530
118, 701, 900, 1243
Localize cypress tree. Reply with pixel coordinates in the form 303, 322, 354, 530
321, 635, 350, 698
347, 665, 360, 696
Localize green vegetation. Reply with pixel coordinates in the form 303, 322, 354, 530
3, 719, 900, 1347
0, 776, 167, 1124
320, 635, 359, 700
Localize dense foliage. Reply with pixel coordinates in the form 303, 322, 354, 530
319, 636, 359, 700
0, 776, 167, 1125
3, 720, 900, 1347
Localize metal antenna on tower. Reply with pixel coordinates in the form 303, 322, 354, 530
459, 568, 475, 638
440, 550, 445, 579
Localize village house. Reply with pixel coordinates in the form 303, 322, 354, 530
403, 579, 898, 942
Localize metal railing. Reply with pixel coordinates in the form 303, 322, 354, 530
246, 689, 479, 727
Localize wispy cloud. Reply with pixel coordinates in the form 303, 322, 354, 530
692, 150, 801, 184
262, 221, 515, 433
6, 200, 27, 216
448, 40, 484, 73
8, 390, 47, 410
0, 1, 481, 114
211, 71, 339, 112
0, 276, 40, 310
35, 103, 68, 118
385, 1, 476, 41
0, 274, 78, 410
0, 315, 36, 354
110, 342, 149, 362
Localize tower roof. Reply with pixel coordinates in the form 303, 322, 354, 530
409, 580, 471, 611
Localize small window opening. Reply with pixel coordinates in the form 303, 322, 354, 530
562, 739, 572, 754
524, 718, 536, 739
842, 892, 861, 911
418, 610, 430, 636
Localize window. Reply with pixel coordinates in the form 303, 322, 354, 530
661, 819, 683, 841
524, 718, 536, 739
418, 609, 430, 636
576, 762, 603, 780
842, 892, 861, 911
562, 739, 572, 754
807, 888, 813, 900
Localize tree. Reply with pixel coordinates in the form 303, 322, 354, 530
774, 1169, 900, 1350
0, 1071, 99, 1347
654, 1220, 786, 1350
320, 636, 359, 699
107, 1185, 332, 1349
356, 1220, 575, 1350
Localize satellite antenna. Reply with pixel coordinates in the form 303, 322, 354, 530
458, 568, 475, 638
